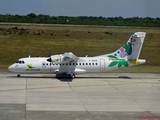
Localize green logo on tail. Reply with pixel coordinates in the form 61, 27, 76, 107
108, 55, 129, 68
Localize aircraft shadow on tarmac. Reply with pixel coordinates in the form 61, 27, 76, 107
8, 75, 131, 82
54, 75, 131, 82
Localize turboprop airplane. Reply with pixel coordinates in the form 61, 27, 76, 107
8, 32, 146, 78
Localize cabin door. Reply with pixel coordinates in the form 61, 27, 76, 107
100, 59, 105, 71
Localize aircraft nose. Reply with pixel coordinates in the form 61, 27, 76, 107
8, 65, 14, 72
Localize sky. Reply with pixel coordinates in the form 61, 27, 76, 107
0, 0, 159, 18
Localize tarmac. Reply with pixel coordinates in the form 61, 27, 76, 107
0, 73, 160, 120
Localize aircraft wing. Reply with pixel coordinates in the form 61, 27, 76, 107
62, 52, 79, 63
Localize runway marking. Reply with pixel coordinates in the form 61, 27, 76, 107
67, 82, 94, 120
0, 81, 154, 92
0, 84, 109, 92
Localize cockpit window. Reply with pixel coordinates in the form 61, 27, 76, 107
16, 60, 25, 64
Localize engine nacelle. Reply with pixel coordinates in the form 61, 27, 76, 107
47, 52, 79, 64
50, 55, 62, 64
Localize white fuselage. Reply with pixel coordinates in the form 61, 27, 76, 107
8, 57, 123, 75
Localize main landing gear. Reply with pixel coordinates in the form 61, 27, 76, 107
67, 72, 75, 79
69, 74, 75, 79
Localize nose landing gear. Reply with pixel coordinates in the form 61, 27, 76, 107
17, 74, 21, 77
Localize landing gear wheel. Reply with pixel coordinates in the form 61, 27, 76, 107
17, 74, 20, 77
68, 74, 75, 79
67, 71, 75, 79
73, 74, 76, 78
71, 74, 75, 79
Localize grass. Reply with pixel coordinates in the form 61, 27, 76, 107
0, 23, 160, 72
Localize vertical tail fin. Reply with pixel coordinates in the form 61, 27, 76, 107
97, 32, 146, 60
127, 32, 146, 60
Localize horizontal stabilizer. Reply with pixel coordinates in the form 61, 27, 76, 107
129, 59, 146, 66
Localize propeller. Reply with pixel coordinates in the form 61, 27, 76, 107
47, 57, 52, 62
47, 50, 52, 63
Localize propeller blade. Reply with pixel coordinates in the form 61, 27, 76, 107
47, 57, 52, 62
